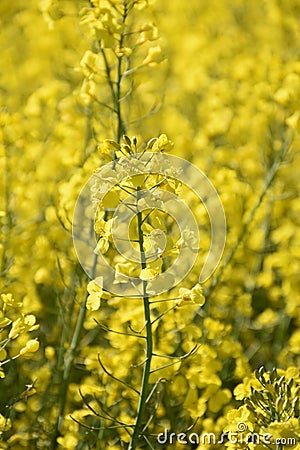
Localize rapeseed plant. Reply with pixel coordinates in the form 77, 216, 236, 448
0, 0, 299, 449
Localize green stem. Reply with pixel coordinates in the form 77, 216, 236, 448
100, 1, 128, 143
128, 190, 153, 450
115, 3, 128, 141
54, 253, 98, 443
1, 137, 13, 276
116, 54, 126, 142
101, 47, 116, 109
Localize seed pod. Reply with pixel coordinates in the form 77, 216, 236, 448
103, 139, 120, 151
147, 137, 157, 149
257, 366, 266, 378
120, 144, 132, 154
274, 381, 280, 395
269, 368, 278, 383
286, 378, 293, 397
275, 395, 285, 412
123, 135, 132, 146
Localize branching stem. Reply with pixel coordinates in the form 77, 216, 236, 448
128, 188, 153, 450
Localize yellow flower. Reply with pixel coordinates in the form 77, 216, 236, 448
151, 134, 174, 152
79, 50, 102, 78
274, 87, 290, 105
94, 218, 115, 254
86, 279, 103, 311
177, 283, 205, 307
140, 268, 158, 280
208, 388, 232, 413
255, 308, 278, 327
115, 46, 132, 57
86, 293, 101, 311
8, 315, 39, 340
0, 348, 7, 361
1, 293, 22, 309
20, 339, 40, 356
0, 311, 12, 328
57, 434, 78, 448
224, 405, 255, 433
0, 413, 11, 432
286, 110, 300, 130
142, 45, 165, 65
138, 23, 159, 44
265, 418, 300, 442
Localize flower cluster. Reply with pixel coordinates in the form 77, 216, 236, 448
0, 294, 39, 379
223, 366, 300, 450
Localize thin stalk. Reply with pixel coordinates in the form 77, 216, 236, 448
128, 189, 153, 450
100, 2, 128, 142
52, 104, 100, 445
115, 3, 128, 141
116, 53, 126, 142
101, 47, 116, 108
54, 252, 98, 442
1, 138, 13, 276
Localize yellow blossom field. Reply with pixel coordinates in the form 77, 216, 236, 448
0, 1, 299, 449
